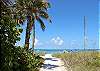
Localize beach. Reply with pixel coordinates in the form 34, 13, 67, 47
40, 54, 67, 71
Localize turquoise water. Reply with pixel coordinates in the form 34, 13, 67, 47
34, 49, 100, 54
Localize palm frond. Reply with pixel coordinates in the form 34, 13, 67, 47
39, 11, 52, 23
39, 11, 49, 19
36, 17, 46, 31
47, 2, 51, 8
49, 19, 52, 23
1, 0, 12, 6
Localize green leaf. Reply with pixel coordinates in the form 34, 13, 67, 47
19, 29, 23, 33
16, 37, 20, 41
40, 11, 49, 19
47, 3, 51, 8
37, 17, 46, 31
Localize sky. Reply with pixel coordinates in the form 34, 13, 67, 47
16, 0, 99, 49
99, 1, 100, 49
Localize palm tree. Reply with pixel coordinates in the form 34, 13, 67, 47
15, 0, 51, 50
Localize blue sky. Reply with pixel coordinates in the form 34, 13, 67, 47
16, 0, 99, 49
99, 1, 100, 48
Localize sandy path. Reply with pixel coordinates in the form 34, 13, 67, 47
40, 54, 67, 71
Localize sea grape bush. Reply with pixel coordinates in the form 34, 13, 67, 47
1, 1, 44, 71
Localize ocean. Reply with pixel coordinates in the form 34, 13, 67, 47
34, 49, 100, 54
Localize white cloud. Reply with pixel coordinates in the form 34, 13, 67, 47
34, 38, 38, 46
34, 38, 43, 47
51, 36, 64, 46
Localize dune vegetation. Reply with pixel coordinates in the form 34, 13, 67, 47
52, 51, 100, 71
1, 0, 51, 71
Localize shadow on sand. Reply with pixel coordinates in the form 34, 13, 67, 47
42, 58, 59, 69
42, 64, 59, 69
45, 58, 58, 61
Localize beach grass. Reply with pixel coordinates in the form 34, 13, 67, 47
52, 51, 100, 71
35, 51, 46, 56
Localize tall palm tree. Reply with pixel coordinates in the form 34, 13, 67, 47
15, 0, 51, 50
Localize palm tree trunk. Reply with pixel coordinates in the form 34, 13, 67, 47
25, 16, 31, 50
32, 23, 35, 53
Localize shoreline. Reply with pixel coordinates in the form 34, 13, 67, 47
35, 49, 100, 54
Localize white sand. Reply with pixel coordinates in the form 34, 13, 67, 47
40, 54, 67, 71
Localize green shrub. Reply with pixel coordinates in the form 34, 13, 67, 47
1, 1, 44, 71
1, 46, 44, 71
14, 47, 44, 71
